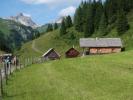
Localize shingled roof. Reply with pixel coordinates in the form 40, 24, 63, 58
80, 38, 123, 48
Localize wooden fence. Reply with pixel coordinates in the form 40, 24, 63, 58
0, 57, 45, 99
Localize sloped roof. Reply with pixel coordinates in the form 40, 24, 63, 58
65, 47, 79, 54
80, 38, 123, 48
42, 48, 60, 57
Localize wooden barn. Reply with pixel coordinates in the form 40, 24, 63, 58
65, 47, 80, 58
80, 38, 123, 55
42, 48, 60, 60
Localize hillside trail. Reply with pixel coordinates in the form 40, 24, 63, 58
32, 40, 43, 54
31, 32, 51, 54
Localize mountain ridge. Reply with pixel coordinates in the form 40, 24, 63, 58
9, 13, 38, 28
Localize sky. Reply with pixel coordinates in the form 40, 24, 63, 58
0, 0, 86, 25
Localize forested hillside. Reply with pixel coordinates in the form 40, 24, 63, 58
73, 0, 132, 37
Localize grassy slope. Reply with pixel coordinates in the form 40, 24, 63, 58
4, 50, 133, 100
17, 11, 133, 58
17, 28, 83, 58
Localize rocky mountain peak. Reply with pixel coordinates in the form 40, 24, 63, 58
9, 13, 38, 28
18, 13, 23, 16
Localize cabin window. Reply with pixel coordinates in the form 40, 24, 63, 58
86, 51, 90, 55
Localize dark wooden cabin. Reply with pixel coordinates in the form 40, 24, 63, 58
80, 38, 123, 55
65, 47, 80, 58
42, 48, 60, 60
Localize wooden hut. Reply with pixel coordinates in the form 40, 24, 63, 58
42, 48, 60, 60
80, 38, 123, 55
65, 47, 80, 58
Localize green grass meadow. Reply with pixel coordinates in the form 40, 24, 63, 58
2, 9, 133, 100
4, 50, 133, 100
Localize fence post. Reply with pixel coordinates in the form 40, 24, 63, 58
25, 58, 28, 66
27, 58, 29, 66
19, 58, 22, 69
31, 57, 32, 65
0, 69, 3, 97
15, 60, 17, 70
19, 57, 21, 69
19, 58, 21, 69
4, 63, 7, 84
33, 58, 35, 64
28, 58, 30, 66
20, 57, 23, 68
9, 62, 11, 75
24, 59, 27, 67
31, 57, 33, 64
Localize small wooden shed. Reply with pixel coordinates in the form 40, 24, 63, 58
42, 48, 60, 60
80, 38, 123, 55
65, 47, 80, 58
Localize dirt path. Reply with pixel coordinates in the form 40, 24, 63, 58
32, 40, 43, 54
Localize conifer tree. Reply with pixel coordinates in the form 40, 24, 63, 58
93, 0, 103, 30
65, 15, 73, 28
46, 24, 53, 32
84, 5, 94, 37
54, 23, 58, 30
104, 0, 118, 24
116, 10, 129, 35
60, 19, 66, 36
74, 6, 84, 32
99, 13, 108, 36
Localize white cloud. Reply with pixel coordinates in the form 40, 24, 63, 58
20, 0, 87, 5
21, 0, 62, 4
20, 0, 104, 5
59, 6, 76, 17
23, 13, 31, 17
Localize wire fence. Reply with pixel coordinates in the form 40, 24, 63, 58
0, 57, 45, 99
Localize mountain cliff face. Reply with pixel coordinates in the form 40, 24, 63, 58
9, 13, 38, 28
0, 18, 40, 52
